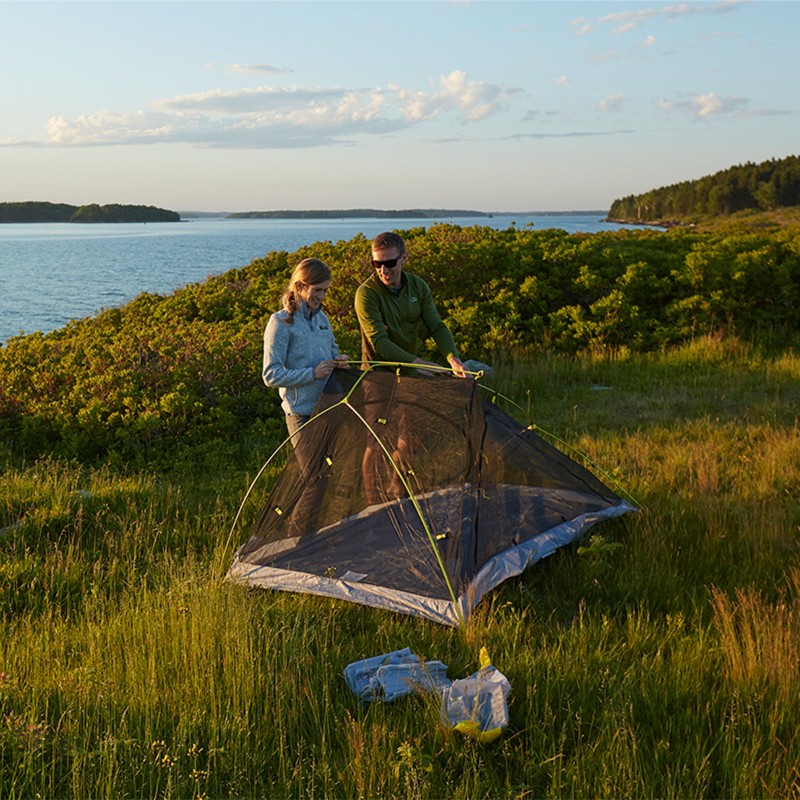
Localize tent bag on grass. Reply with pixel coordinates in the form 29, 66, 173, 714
344, 647, 451, 702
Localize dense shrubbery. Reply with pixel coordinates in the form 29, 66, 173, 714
1, 223, 799, 464
608, 155, 800, 222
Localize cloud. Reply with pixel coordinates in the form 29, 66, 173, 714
394, 70, 519, 122
40, 96, 404, 149
571, 17, 593, 37
658, 91, 786, 119
522, 110, 562, 122
572, 0, 743, 36
224, 63, 292, 75
508, 129, 634, 140
154, 86, 351, 115
8, 70, 518, 150
554, 76, 572, 87
598, 94, 625, 113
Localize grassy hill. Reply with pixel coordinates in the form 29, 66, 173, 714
2, 223, 800, 796
686, 203, 800, 232
3, 337, 800, 797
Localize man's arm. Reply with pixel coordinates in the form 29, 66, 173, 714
355, 283, 418, 364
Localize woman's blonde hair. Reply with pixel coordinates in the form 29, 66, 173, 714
281, 258, 332, 323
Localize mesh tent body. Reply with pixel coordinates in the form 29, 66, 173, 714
227, 369, 634, 626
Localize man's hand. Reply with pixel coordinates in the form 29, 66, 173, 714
448, 355, 467, 378
412, 357, 440, 378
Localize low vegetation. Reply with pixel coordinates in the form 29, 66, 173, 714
2, 221, 800, 797
1, 221, 798, 465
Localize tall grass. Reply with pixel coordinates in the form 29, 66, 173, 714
2, 335, 800, 797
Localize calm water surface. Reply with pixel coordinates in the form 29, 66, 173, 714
0, 214, 645, 344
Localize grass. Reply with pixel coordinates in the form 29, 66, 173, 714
2, 335, 800, 798
691, 205, 800, 232
622, 204, 800, 232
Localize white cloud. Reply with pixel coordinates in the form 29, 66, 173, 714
154, 86, 350, 115
571, 17, 593, 36
696, 91, 729, 117
224, 64, 292, 75
573, 0, 743, 35
598, 94, 625, 113
554, 76, 572, 87
601, 8, 657, 34
394, 70, 516, 122
11, 70, 518, 149
658, 91, 783, 119
44, 110, 180, 146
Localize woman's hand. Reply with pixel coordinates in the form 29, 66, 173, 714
313, 360, 336, 380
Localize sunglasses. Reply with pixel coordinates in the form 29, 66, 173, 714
372, 256, 402, 269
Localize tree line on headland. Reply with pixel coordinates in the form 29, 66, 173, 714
608, 154, 800, 225
0, 202, 180, 223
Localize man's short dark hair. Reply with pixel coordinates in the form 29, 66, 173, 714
371, 231, 406, 255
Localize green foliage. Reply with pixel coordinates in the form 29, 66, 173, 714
576, 534, 624, 578
0, 201, 179, 223
0, 201, 76, 223
2, 222, 800, 465
69, 203, 180, 223
608, 154, 800, 223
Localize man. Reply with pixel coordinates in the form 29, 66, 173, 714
355, 231, 467, 503
354, 231, 467, 377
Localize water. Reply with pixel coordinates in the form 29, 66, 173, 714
0, 213, 646, 344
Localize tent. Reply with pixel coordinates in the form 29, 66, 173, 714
227, 367, 635, 626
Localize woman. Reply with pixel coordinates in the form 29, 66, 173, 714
263, 258, 347, 442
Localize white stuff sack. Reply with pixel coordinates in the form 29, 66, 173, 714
440, 665, 512, 742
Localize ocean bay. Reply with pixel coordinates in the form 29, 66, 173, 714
0, 213, 641, 344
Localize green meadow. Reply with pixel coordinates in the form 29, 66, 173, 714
2, 223, 800, 797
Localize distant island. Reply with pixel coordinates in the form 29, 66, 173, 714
0, 202, 180, 223
227, 208, 492, 219
224, 208, 607, 220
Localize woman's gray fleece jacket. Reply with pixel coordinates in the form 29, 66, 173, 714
262, 302, 340, 417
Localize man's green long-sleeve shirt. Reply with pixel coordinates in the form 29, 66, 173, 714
354, 272, 459, 365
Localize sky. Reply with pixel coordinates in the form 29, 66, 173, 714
1, 0, 797, 213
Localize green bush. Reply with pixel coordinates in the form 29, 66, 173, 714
2, 223, 799, 465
